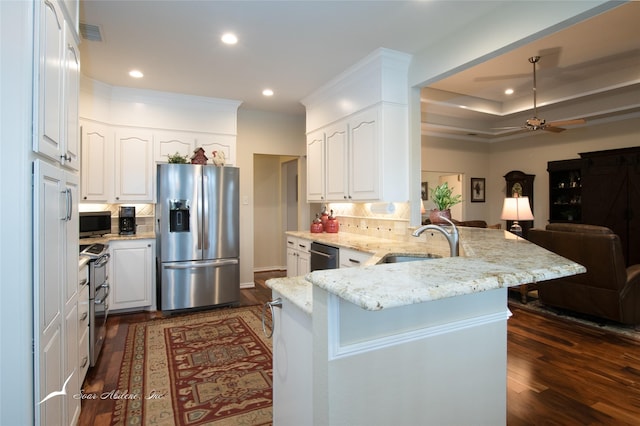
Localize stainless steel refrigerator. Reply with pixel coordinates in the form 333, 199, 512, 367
156, 164, 239, 311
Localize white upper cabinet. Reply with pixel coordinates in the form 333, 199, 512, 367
63, 21, 80, 171
198, 134, 236, 166
306, 130, 325, 202
302, 48, 411, 203
155, 131, 194, 163
36, 0, 64, 162
114, 129, 154, 202
348, 108, 379, 201
81, 121, 111, 202
35, 0, 80, 171
325, 123, 349, 201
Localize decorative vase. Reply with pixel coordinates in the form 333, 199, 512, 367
429, 209, 451, 225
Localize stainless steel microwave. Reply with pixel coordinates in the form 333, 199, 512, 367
79, 211, 112, 237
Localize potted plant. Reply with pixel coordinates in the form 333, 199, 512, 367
429, 182, 462, 224
167, 152, 189, 164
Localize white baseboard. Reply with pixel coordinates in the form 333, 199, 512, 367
253, 265, 286, 273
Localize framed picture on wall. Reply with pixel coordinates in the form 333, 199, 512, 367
471, 178, 485, 202
421, 182, 429, 200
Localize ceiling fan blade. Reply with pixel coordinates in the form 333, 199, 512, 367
543, 126, 566, 133
547, 118, 586, 127
493, 126, 523, 130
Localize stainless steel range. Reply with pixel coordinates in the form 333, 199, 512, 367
80, 243, 110, 367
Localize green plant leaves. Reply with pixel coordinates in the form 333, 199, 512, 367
430, 182, 462, 210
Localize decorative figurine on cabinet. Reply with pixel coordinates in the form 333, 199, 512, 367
190, 147, 208, 165
212, 150, 226, 166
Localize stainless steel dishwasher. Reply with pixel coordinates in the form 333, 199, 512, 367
310, 242, 339, 271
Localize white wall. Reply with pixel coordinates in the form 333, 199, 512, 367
422, 138, 491, 222
236, 109, 306, 286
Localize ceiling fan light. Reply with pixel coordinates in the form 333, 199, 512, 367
504, 88, 514, 95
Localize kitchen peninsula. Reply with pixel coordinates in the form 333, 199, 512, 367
267, 227, 585, 425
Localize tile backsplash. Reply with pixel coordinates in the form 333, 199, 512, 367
320, 202, 413, 241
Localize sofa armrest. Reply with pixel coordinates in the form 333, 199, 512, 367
620, 264, 640, 300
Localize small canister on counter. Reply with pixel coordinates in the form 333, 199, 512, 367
320, 206, 330, 228
310, 214, 324, 233
325, 210, 339, 233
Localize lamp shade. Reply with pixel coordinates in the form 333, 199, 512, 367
500, 196, 534, 221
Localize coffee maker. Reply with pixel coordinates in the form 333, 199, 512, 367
119, 206, 136, 235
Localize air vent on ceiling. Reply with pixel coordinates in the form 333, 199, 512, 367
79, 23, 103, 42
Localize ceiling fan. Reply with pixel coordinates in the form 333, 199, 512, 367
499, 56, 586, 133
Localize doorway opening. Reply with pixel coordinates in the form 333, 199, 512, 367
253, 154, 303, 273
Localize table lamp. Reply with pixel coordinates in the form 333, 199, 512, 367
500, 194, 534, 237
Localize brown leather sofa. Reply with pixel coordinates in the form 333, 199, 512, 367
528, 223, 640, 325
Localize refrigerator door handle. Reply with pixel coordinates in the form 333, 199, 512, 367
196, 167, 203, 250
202, 173, 210, 250
163, 259, 239, 270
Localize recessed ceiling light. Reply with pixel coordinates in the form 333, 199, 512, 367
221, 33, 238, 45
129, 70, 143, 78
505, 88, 514, 95
262, 89, 274, 97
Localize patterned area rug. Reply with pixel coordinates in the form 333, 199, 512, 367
112, 306, 273, 425
508, 294, 640, 341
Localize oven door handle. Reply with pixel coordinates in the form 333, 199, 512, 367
94, 253, 110, 268
95, 283, 110, 304
309, 249, 335, 259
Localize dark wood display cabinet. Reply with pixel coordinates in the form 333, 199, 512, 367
548, 159, 582, 223
547, 147, 639, 266
580, 147, 640, 266
504, 170, 535, 239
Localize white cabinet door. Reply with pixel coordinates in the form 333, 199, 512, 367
110, 239, 155, 311
339, 247, 373, 268
154, 131, 194, 163
297, 250, 310, 276
114, 130, 154, 202
33, 160, 65, 426
64, 171, 79, 305
64, 301, 79, 425
286, 247, 298, 278
78, 268, 90, 383
272, 290, 313, 425
325, 123, 349, 201
198, 134, 236, 166
81, 121, 112, 202
348, 109, 379, 201
306, 130, 325, 202
62, 23, 80, 171
35, 0, 64, 162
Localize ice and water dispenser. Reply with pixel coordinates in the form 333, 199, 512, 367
169, 200, 190, 232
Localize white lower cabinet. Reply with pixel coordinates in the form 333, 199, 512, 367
271, 289, 312, 425
109, 239, 156, 311
286, 237, 310, 277
339, 247, 373, 268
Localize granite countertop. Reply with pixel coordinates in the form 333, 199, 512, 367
267, 227, 586, 312
79, 232, 156, 246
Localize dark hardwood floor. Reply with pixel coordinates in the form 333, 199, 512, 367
78, 273, 640, 425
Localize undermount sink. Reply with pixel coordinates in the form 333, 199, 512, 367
378, 253, 441, 264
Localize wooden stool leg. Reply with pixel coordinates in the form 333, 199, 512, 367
520, 285, 528, 304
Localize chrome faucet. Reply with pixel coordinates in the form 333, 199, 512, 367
412, 216, 459, 257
